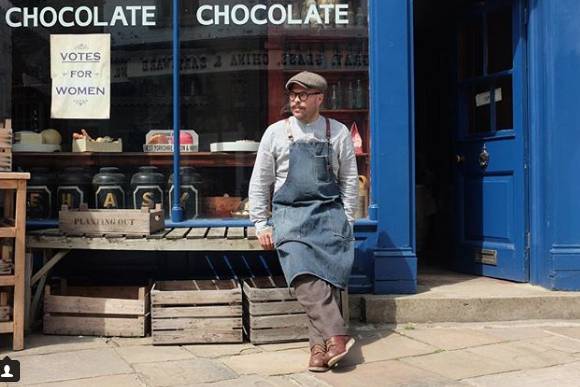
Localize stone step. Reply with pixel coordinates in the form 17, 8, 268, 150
358, 269, 580, 323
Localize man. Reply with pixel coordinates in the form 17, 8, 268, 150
249, 71, 359, 372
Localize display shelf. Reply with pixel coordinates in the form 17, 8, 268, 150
14, 152, 258, 169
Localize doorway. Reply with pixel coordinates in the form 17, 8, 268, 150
413, 0, 529, 282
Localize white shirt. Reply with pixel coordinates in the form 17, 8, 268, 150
249, 115, 359, 233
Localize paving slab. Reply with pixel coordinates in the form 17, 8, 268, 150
109, 336, 153, 347
311, 332, 437, 368
478, 326, 552, 341
527, 335, 580, 354
465, 340, 574, 370
183, 374, 297, 387
115, 345, 195, 364
257, 341, 309, 352
462, 361, 580, 387
183, 343, 261, 358
543, 326, 580, 340
25, 373, 146, 387
14, 348, 133, 385
400, 349, 514, 379
221, 348, 309, 376
313, 359, 462, 387
3, 334, 109, 357
133, 358, 237, 386
396, 328, 504, 350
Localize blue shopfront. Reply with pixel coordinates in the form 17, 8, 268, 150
3, 0, 580, 293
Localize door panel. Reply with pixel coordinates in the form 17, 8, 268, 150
453, 0, 528, 281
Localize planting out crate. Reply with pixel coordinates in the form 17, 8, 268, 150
243, 276, 309, 344
243, 276, 349, 344
43, 284, 149, 337
59, 204, 164, 236
151, 279, 243, 345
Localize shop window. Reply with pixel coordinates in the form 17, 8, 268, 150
1, 1, 370, 221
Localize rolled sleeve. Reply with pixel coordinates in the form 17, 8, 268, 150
337, 126, 359, 224
249, 128, 275, 232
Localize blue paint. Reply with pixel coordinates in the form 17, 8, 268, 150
171, 0, 183, 222
368, 0, 417, 293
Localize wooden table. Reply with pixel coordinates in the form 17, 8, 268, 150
25, 226, 263, 327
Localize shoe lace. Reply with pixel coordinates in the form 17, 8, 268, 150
312, 344, 326, 355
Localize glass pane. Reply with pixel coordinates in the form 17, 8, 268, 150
3, 0, 370, 220
458, 17, 483, 80
487, 6, 512, 74
495, 76, 513, 130
467, 83, 492, 134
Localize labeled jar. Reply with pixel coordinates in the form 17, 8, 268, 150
57, 167, 92, 209
27, 168, 56, 219
93, 167, 126, 209
130, 166, 165, 209
168, 167, 203, 219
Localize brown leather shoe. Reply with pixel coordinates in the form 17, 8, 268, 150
308, 344, 329, 372
325, 335, 355, 368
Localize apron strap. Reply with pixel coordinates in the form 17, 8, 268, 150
285, 118, 294, 142
325, 117, 331, 171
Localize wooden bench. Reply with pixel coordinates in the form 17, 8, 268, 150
25, 227, 262, 327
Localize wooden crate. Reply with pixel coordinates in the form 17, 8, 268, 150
0, 119, 12, 171
151, 279, 243, 345
59, 205, 164, 236
43, 284, 149, 337
243, 276, 309, 344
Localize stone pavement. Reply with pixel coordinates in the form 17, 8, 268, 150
2, 319, 580, 386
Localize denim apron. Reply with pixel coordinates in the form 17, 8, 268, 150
272, 117, 354, 289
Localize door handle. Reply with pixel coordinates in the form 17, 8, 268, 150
455, 154, 465, 164
479, 145, 489, 169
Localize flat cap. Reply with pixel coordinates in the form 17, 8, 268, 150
285, 71, 328, 93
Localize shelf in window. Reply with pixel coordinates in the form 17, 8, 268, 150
13, 152, 257, 168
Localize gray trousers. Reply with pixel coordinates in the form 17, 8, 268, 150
293, 274, 348, 348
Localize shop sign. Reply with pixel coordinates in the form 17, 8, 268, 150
4, 6, 156, 28
50, 33, 110, 119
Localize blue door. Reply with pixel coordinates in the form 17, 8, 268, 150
453, 0, 528, 281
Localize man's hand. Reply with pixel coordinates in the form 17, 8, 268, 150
257, 229, 274, 250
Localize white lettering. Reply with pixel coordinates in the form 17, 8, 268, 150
319, 4, 333, 24
142, 6, 156, 26
250, 4, 267, 25
268, 4, 286, 25
287, 5, 302, 25
39, 7, 57, 27
335, 4, 349, 24
126, 5, 140, 26
110, 6, 129, 26
214, 5, 230, 25
75, 6, 92, 27
231, 5, 249, 25
23, 7, 38, 27
3, 6, 158, 28
93, 6, 107, 27
58, 7, 74, 28
304, 4, 323, 24
197, 5, 213, 26
6, 8, 22, 27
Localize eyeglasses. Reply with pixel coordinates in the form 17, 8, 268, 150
287, 91, 322, 102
